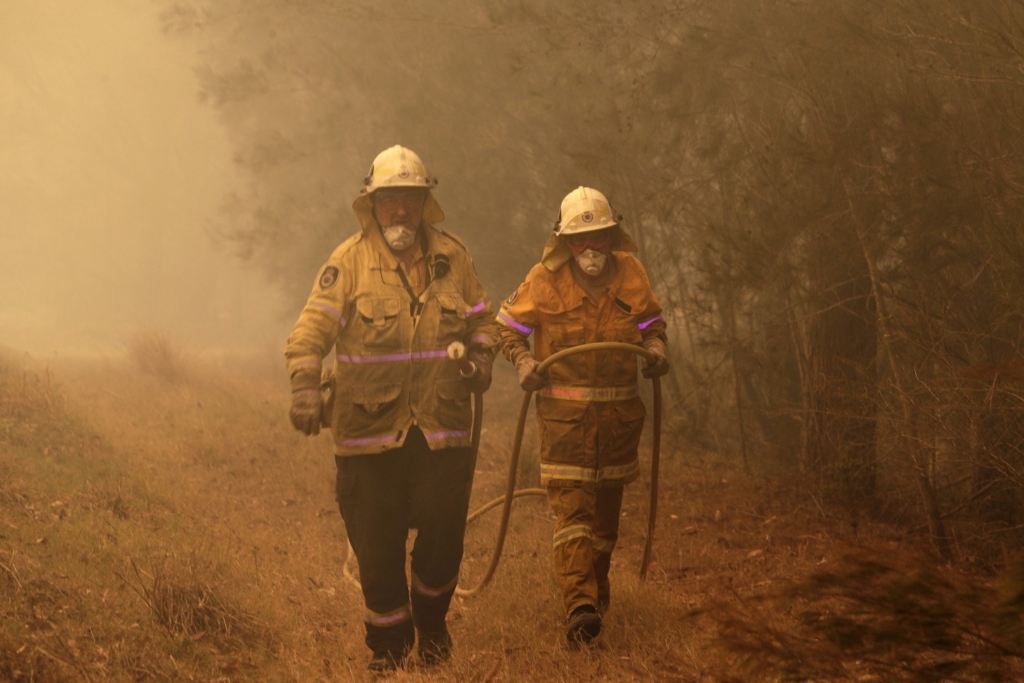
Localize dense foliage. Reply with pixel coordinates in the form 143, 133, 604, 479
165, 0, 1024, 562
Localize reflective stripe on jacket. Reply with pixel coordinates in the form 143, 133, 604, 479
286, 224, 498, 456
497, 253, 667, 488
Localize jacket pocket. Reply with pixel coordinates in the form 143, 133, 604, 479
602, 397, 647, 466
614, 397, 647, 423
538, 398, 590, 465
350, 382, 402, 415
547, 323, 585, 351
434, 378, 472, 431
355, 296, 403, 350
434, 292, 469, 345
545, 323, 587, 380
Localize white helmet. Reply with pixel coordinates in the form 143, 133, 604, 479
352, 145, 444, 232
361, 145, 438, 193
554, 187, 619, 236
541, 186, 638, 271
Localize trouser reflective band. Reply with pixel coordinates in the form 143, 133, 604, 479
538, 383, 639, 402
366, 603, 412, 628
553, 523, 593, 549
364, 603, 414, 659
540, 460, 639, 486
412, 572, 459, 598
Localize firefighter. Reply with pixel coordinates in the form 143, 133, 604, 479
497, 187, 669, 648
284, 145, 499, 673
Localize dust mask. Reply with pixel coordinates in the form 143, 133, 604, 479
382, 225, 417, 252
575, 249, 607, 276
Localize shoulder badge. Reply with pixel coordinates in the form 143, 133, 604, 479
318, 265, 339, 289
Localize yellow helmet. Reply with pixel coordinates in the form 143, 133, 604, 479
361, 145, 438, 192
554, 186, 619, 235
352, 145, 444, 232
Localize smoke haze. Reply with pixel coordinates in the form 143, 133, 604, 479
0, 0, 287, 356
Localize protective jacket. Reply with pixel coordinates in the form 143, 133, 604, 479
286, 223, 498, 456
497, 253, 667, 488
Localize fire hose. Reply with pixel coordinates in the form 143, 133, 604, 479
342, 342, 662, 598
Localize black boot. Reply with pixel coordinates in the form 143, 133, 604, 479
412, 589, 455, 666
365, 621, 415, 674
566, 605, 602, 649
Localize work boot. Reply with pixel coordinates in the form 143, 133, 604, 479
367, 650, 405, 675
365, 621, 414, 675
412, 583, 456, 666
417, 627, 453, 666
566, 605, 602, 649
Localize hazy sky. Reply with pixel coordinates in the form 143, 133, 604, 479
0, 0, 287, 356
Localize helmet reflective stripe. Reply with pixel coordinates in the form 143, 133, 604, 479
555, 186, 620, 236
363, 145, 437, 193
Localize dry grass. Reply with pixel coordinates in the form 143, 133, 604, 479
118, 555, 266, 647
123, 327, 189, 382
2, 349, 1023, 681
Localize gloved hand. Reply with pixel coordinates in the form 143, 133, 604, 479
462, 349, 494, 393
515, 353, 548, 392
289, 388, 323, 436
641, 338, 670, 379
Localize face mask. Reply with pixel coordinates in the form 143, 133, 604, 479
382, 225, 417, 252
575, 249, 608, 276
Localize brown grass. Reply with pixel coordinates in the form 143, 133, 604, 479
1, 350, 1023, 681
117, 555, 267, 648
124, 327, 189, 382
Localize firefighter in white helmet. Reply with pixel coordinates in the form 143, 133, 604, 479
285, 145, 499, 672
497, 187, 669, 648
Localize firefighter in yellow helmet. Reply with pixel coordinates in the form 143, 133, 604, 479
497, 187, 669, 648
285, 145, 499, 673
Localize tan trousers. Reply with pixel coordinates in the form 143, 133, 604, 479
548, 486, 625, 618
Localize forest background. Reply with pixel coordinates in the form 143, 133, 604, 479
5, 0, 1024, 680
170, 0, 1024, 563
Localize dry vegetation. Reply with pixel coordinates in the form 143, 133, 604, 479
2, 337, 1024, 682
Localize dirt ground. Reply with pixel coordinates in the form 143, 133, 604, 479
1, 347, 1020, 682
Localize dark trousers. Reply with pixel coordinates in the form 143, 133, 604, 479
335, 426, 473, 655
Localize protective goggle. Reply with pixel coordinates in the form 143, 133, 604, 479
564, 228, 613, 254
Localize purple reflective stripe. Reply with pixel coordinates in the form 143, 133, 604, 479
336, 350, 449, 363
366, 605, 412, 627
310, 300, 346, 327
339, 433, 398, 447
469, 334, 490, 345
291, 358, 319, 369
464, 300, 488, 317
497, 311, 532, 335
638, 315, 663, 330
416, 350, 450, 359
423, 430, 470, 441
